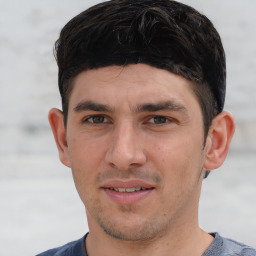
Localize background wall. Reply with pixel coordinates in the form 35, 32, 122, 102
0, 0, 255, 255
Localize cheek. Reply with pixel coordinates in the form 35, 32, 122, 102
68, 133, 105, 166
67, 136, 101, 190
149, 135, 204, 185
152, 141, 204, 214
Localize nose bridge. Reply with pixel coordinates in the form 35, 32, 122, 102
105, 120, 146, 169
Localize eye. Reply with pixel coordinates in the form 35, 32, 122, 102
84, 115, 108, 124
148, 116, 170, 124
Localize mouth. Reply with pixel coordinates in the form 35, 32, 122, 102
106, 187, 153, 193
101, 180, 155, 204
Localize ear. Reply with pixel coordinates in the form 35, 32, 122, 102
203, 111, 235, 170
48, 108, 71, 167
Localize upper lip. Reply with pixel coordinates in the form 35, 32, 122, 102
101, 179, 155, 189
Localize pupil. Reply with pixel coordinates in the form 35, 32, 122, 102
93, 116, 104, 123
154, 116, 166, 124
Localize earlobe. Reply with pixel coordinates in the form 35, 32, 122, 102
203, 111, 235, 170
48, 108, 71, 167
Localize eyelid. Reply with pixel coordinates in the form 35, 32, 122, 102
146, 115, 175, 124
82, 114, 111, 124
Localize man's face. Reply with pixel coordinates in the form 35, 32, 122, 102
63, 64, 209, 241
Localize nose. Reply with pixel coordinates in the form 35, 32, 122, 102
105, 122, 147, 170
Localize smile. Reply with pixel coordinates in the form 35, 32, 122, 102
103, 186, 154, 204
101, 179, 155, 204
108, 187, 150, 193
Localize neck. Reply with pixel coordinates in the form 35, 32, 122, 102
85, 220, 213, 256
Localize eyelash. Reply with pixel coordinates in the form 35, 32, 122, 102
147, 116, 173, 125
82, 115, 174, 125
83, 115, 109, 124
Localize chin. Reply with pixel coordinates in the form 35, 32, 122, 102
97, 213, 169, 242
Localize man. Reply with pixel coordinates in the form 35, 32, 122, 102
37, 0, 256, 255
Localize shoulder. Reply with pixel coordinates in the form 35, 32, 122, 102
36, 235, 87, 256
204, 233, 256, 256
222, 236, 256, 256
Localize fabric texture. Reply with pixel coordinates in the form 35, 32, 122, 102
36, 235, 88, 256
36, 233, 256, 256
203, 233, 256, 256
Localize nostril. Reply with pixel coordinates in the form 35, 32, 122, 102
108, 162, 116, 168
129, 162, 143, 168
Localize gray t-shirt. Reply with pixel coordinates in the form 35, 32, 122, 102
36, 233, 256, 256
203, 233, 256, 256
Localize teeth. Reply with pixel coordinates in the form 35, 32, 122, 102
110, 187, 148, 193
115, 188, 126, 192
126, 188, 137, 193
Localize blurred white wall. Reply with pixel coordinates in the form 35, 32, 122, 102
0, 1, 255, 255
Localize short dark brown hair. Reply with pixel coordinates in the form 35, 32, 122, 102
54, 0, 226, 137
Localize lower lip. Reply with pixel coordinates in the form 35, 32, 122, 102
103, 189, 154, 204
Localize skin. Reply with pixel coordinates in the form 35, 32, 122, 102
49, 64, 235, 256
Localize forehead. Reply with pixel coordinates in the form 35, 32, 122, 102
69, 64, 200, 111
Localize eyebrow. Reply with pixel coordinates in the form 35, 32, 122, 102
135, 100, 188, 114
73, 100, 113, 113
73, 100, 188, 115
